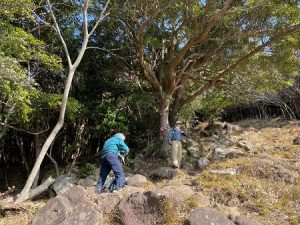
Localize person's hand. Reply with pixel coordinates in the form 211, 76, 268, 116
168, 140, 172, 145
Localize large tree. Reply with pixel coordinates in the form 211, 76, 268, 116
113, 0, 300, 154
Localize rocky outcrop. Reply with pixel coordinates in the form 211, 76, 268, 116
118, 189, 183, 225
30, 186, 103, 225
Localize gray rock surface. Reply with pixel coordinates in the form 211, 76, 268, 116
118, 189, 183, 225
53, 175, 74, 194
149, 167, 177, 180
126, 174, 148, 187
30, 186, 103, 225
187, 207, 235, 225
197, 158, 210, 170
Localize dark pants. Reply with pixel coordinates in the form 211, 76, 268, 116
95, 152, 125, 192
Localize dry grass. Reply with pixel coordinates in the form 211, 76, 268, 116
194, 119, 300, 225
0, 201, 44, 225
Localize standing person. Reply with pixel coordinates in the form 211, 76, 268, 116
168, 121, 185, 168
95, 133, 129, 194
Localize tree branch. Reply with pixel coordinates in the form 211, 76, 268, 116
181, 23, 300, 107
88, 0, 110, 37
46, 0, 72, 67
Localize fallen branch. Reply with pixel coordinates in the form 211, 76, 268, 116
12, 176, 55, 203
26, 176, 55, 201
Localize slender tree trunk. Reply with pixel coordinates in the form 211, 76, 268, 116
15, 0, 109, 203
159, 98, 171, 157
16, 137, 29, 176
15, 68, 75, 203
66, 121, 85, 174
32, 128, 41, 188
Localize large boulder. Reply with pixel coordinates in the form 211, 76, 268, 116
187, 207, 235, 225
29, 195, 73, 225
126, 174, 148, 187
118, 189, 183, 225
97, 192, 122, 214
149, 167, 177, 180
30, 186, 103, 225
60, 201, 103, 225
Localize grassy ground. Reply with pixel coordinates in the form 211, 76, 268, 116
195, 119, 300, 225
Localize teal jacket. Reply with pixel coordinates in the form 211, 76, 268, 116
101, 134, 129, 157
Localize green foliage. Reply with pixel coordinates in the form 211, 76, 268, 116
0, 52, 27, 81
92, 102, 129, 134
0, 22, 62, 71
81, 162, 97, 176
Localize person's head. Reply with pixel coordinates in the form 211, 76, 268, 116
116, 133, 126, 141
175, 121, 182, 128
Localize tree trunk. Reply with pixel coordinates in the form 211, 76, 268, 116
159, 98, 171, 157
32, 130, 41, 188
66, 121, 85, 174
15, 68, 76, 203
16, 136, 29, 176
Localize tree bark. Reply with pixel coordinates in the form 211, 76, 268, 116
32, 125, 41, 188
159, 98, 171, 157
15, 69, 76, 203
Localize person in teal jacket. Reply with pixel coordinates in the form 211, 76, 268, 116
95, 133, 129, 194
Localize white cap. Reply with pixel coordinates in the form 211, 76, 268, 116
116, 133, 126, 140
175, 121, 182, 124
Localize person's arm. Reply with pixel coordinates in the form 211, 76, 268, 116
118, 140, 129, 154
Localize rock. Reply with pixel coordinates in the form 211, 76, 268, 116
133, 153, 145, 171
187, 146, 202, 158
29, 195, 73, 225
237, 140, 255, 152
52, 175, 74, 195
224, 123, 241, 134
225, 150, 245, 159
97, 192, 122, 213
182, 161, 195, 171
187, 207, 235, 225
219, 133, 231, 146
149, 167, 177, 180
211, 147, 226, 161
293, 136, 300, 145
118, 189, 183, 225
185, 138, 199, 147
61, 201, 103, 225
126, 174, 148, 187
214, 147, 225, 155
235, 216, 264, 225
78, 176, 96, 187
197, 158, 210, 170
30, 186, 103, 225
62, 185, 87, 205
210, 167, 238, 175
164, 185, 195, 199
